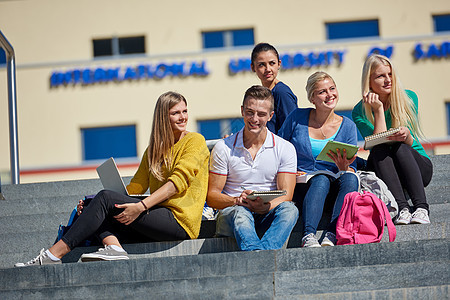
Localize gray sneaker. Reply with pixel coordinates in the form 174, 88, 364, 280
302, 233, 321, 248
395, 207, 412, 225
15, 248, 62, 267
321, 232, 337, 247
81, 245, 129, 262
410, 208, 430, 224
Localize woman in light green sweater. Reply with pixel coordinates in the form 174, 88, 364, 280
352, 54, 433, 225
16, 91, 210, 267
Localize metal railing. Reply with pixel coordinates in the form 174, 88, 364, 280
0, 30, 20, 184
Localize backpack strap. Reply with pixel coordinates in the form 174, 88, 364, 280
365, 191, 397, 242
381, 200, 397, 242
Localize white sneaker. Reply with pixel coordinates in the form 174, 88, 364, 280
302, 233, 321, 248
395, 207, 412, 225
202, 206, 216, 220
81, 245, 129, 262
15, 249, 62, 267
410, 208, 431, 224
321, 232, 337, 247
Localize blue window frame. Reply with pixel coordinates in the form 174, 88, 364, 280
202, 28, 254, 49
198, 118, 245, 140
335, 110, 364, 141
326, 20, 379, 40
446, 102, 450, 135
0, 48, 6, 65
433, 14, 450, 32
232, 29, 255, 46
203, 31, 225, 49
81, 125, 137, 161
93, 35, 145, 57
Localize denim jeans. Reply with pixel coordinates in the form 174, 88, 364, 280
215, 201, 299, 251
295, 173, 359, 236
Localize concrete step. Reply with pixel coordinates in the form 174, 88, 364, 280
0, 203, 447, 266
0, 178, 103, 201
274, 261, 448, 298
426, 185, 449, 204
0, 195, 80, 217
276, 285, 449, 300
0, 239, 448, 298
0, 213, 69, 234
2, 216, 448, 270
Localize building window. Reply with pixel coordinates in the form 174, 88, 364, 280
326, 20, 379, 40
202, 28, 254, 49
0, 48, 6, 65
335, 110, 364, 141
433, 14, 450, 32
93, 36, 145, 57
198, 118, 245, 140
81, 125, 137, 161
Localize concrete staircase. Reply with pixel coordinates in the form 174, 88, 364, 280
0, 155, 448, 299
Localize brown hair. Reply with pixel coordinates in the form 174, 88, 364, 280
242, 85, 274, 112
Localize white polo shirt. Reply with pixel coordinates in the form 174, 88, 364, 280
209, 128, 297, 197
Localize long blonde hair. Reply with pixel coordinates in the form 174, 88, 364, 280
361, 54, 423, 138
148, 91, 187, 181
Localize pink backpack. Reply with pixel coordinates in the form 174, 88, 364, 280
336, 191, 396, 245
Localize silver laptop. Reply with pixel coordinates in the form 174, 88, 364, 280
96, 157, 149, 198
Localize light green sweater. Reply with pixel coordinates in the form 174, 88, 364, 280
352, 90, 429, 159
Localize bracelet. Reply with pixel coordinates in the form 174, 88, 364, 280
140, 200, 148, 210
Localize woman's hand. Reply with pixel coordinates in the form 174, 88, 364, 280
327, 148, 356, 172
388, 126, 413, 145
76, 199, 84, 216
363, 92, 384, 112
114, 203, 145, 225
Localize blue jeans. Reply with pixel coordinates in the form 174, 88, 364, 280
215, 201, 299, 251
295, 173, 359, 236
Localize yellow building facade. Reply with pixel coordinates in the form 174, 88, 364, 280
0, 0, 449, 183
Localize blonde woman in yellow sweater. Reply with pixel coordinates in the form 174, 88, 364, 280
15, 91, 210, 267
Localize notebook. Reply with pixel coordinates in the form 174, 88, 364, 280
246, 190, 287, 203
364, 128, 400, 150
316, 140, 359, 163
96, 157, 149, 198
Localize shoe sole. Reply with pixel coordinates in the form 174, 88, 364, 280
321, 242, 334, 247
81, 255, 129, 262
302, 244, 321, 248
410, 218, 430, 224
394, 220, 410, 225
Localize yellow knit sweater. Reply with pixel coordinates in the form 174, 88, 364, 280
126, 132, 210, 239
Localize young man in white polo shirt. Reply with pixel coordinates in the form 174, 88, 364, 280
207, 85, 298, 251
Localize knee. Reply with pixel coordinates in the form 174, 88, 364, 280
221, 206, 253, 226
310, 174, 331, 188
275, 201, 299, 220
341, 173, 359, 189
232, 206, 253, 219
94, 190, 117, 205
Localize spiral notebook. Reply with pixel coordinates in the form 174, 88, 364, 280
364, 128, 400, 150
246, 190, 287, 203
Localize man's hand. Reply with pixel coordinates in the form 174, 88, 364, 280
237, 189, 270, 214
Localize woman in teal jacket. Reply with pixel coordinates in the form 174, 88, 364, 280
352, 54, 433, 225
